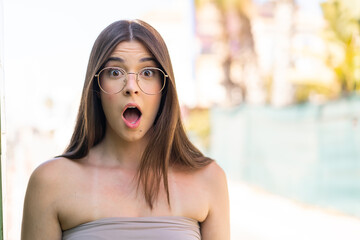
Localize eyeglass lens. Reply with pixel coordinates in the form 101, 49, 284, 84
98, 67, 165, 95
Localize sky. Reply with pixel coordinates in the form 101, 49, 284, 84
296, 0, 325, 15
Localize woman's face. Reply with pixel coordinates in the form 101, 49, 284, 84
100, 40, 162, 143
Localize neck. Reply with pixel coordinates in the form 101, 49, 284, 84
90, 130, 150, 171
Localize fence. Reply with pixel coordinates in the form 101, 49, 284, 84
210, 95, 360, 218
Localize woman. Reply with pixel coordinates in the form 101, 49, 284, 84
21, 19, 230, 240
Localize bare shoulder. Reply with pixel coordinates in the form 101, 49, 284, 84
195, 161, 230, 240
25, 157, 82, 204
201, 161, 226, 178
33, 156, 79, 173
196, 161, 228, 191
22, 157, 78, 240
28, 157, 78, 188
25, 157, 81, 209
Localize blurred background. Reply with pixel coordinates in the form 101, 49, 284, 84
1, 0, 360, 239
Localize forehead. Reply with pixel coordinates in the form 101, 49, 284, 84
110, 40, 152, 57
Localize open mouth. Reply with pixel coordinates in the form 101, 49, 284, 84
122, 105, 142, 128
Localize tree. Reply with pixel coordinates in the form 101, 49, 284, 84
321, 0, 360, 93
195, 0, 264, 105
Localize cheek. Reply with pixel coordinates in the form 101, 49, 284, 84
100, 93, 116, 103
100, 95, 117, 117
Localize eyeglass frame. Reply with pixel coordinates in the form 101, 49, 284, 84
95, 66, 168, 95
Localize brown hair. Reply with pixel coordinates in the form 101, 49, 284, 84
60, 19, 212, 208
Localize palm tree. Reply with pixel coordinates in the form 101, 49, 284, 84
321, 0, 360, 93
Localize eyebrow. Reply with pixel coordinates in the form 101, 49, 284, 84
139, 57, 157, 63
105, 56, 157, 64
106, 57, 124, 63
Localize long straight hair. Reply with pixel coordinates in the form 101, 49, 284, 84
60, 19, 212, 208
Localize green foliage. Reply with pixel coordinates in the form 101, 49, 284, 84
184, 108, 211, 151
294, 82, 339, 103
321, 0, 360, 93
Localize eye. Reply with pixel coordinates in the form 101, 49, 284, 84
109, 68, 122, 78
141, 69, 155, 78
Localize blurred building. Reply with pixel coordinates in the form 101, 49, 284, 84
195, 0, 337, 107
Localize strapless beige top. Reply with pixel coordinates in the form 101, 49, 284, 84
62, 216, 201, 240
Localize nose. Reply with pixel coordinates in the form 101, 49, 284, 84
123, 73, 139, 95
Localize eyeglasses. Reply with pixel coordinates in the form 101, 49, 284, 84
95, 67, 168, 95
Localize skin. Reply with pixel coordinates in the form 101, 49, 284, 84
21, 41, 230, 240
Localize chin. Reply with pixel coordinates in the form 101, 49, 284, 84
121, 130, 149, 143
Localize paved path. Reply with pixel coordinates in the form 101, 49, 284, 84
229, 180, 360, 240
